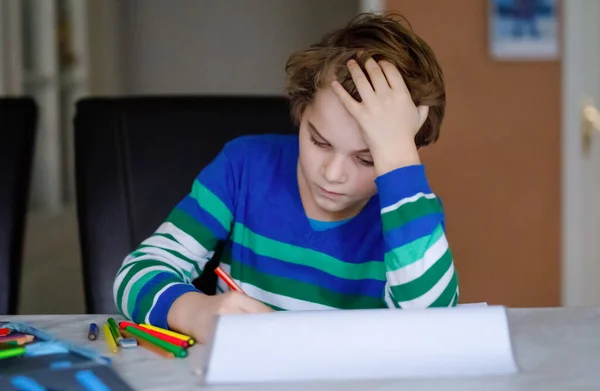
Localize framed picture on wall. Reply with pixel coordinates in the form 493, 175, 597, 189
489, 0, 559, 60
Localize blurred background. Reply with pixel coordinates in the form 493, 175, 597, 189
1, 0, 599, 315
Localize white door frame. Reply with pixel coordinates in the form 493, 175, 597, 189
561, 1, 600, 306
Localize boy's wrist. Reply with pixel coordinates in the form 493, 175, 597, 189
166, 291, 207, 334
371, 140, 421, 176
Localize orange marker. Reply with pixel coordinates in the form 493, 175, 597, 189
0, 334, 34, 345
215, 266, 245, 294
119, 321, 190, 348
121, 330, 174, 359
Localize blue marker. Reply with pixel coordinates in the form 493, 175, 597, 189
88, 323, 99, 341
10, 376, 47, 391
76, 370, 110, 391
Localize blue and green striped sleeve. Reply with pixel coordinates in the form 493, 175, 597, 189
112, 141, 241, 328
376, 165, 459, 308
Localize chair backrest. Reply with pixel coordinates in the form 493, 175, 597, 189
0, 98, 37, 315
74, 96, 298, 314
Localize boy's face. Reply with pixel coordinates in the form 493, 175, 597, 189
297, 87, 378, 221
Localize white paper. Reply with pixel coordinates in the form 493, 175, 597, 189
201, 306, 518, 384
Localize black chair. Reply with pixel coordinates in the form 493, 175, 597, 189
74, 96, 298, 314
0, 98, 37, 315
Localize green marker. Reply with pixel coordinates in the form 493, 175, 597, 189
124, 326, 187, 358
0, 346, 25, 360
107, 318, 122, 342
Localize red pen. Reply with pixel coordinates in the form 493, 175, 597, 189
215, 266, 245, 294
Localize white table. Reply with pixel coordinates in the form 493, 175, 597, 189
4, 307, 600, 390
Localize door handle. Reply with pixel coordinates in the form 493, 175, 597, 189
582, 100, 600, 154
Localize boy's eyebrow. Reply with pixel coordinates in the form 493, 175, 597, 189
307, 121, 327, 141
307, 120, 371, 154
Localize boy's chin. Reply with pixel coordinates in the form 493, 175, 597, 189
314, 197, 358, 216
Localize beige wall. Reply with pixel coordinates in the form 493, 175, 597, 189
387, 0, 562, 306
119, 0, 359, 95
87, 0, 125, 95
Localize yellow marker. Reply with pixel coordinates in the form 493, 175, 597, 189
140, 324, 195, 346
104, 324, 118, 353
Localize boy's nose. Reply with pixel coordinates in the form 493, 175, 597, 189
322, 154, 347, 184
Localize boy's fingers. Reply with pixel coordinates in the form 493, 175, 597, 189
347, 60, 375, 102
239, 295, 274, 313
331, 80, 361, 115
379, 61, 409, 94
364, 57, 390, 94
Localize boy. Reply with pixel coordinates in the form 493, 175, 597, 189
113, 12, 458, 343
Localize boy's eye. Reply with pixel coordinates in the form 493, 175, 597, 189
310, 136, 329, 148
356, 156, 374, 166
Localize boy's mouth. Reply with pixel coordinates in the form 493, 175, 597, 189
317, 186, 344, 197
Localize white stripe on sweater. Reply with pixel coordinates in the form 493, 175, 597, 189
119, 265, 176, 319
240, 283, 335, 311
146, 282, 179, 324
385, 233, 449, 286
142, 234, 209, 263
156, 222, 212, 258
381, 192, 436, 214
383, 282, 396, 309
133, 246, 205, 280
395, 263, 455, 309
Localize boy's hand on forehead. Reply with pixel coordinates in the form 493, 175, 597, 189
331, 58, 428, 175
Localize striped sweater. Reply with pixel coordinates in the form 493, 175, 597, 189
113, 135, 458, 328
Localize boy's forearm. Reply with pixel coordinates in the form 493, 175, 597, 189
114, 197, 228, 326
376, 165, 458, 308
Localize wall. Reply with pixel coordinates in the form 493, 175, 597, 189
87, 0, 124, 95
120, 0, 359, 95
387, 0, 561, 306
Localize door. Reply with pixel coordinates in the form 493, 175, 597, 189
562, 1, 600, 306
386, 0, 562, 306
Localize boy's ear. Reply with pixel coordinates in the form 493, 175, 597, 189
417, 105, 429, 129
414, 108, 431, 148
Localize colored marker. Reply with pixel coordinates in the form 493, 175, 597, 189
88, 323, 99, 341
122, 326, 187, 358
215, 266, 245, 294
0, 328, 10, 336
0, 341, 19, 348
121, 330, 174, 359
103, 324, 118, 354
140, 324, 195, 346
106, 318, 121, 342
119, 321, 189, 348
0, 334, 34, 345
0, 346, 26, 360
